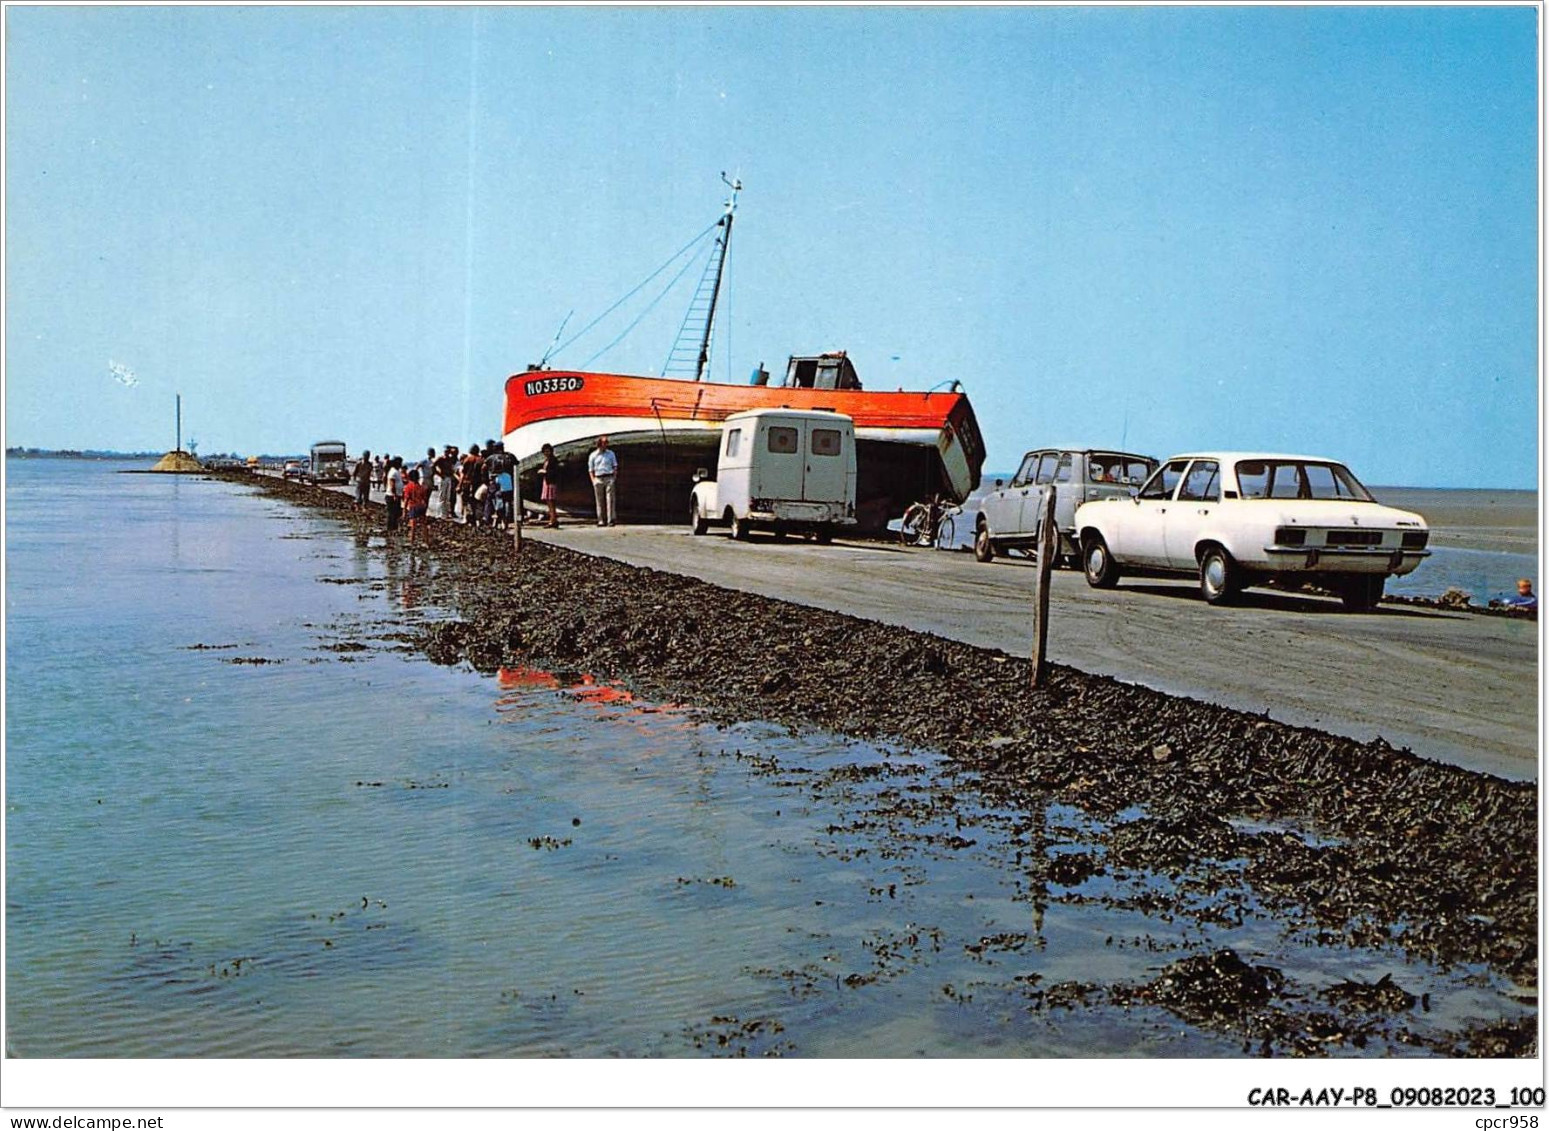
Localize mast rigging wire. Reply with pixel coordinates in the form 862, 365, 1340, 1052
549, 218, 721, 364
581, 239, 714, 370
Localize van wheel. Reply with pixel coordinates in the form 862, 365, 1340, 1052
690, 499, 708, 536
732, 516, 750, 541
1199, 546, 1241, 605
773, 525, 788, 541
974, 525, 995, 563
1083, 535, 1121, 588
814, 529, 833, 544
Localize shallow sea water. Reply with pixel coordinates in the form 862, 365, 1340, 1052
4, 460, 1531, 1056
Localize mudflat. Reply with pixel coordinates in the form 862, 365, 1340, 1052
1376, 487, 1538, 556
524, 522, 1538, 782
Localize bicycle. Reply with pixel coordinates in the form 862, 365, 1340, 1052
898, 495, 962, 550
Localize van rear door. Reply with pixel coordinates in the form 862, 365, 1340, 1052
755, 420, 806, 502
802, 419, 849, 503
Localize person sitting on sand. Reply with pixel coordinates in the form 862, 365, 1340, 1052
403, 468, 431, 546
1504, 578, 1537, 610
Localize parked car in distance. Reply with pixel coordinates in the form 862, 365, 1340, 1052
281, 460, 305, 480
1073, 452, 1430, 610
974, 448, 1158, 565
690, 408, 858, 542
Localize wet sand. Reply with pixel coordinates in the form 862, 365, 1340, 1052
1375, 487, 1538, 556
219, 470, 1537, 1055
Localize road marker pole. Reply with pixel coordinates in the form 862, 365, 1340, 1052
514, 483, 524, 553
1031, 487, 1057, 689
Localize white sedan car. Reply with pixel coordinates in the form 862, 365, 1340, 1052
1072, 453, 1430, 610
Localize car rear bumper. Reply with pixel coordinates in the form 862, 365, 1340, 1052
751, 505, 857, 526
1262, 546, 1430, 576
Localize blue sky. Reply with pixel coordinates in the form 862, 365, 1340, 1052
4, 5, 1539, 487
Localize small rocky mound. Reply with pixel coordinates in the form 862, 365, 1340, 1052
150, 450, 203, 473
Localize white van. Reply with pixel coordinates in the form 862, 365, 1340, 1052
690, 408, 857, 542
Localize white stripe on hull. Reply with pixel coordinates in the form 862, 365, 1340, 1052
504, 415, 723, 461
506, 415, 950, 459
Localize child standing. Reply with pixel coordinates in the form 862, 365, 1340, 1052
403, 469, 431, 546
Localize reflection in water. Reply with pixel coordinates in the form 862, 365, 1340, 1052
497, 666, 561, 691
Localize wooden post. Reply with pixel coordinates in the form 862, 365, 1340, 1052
1030, 486, 1057, 688
513, 483, 524, 553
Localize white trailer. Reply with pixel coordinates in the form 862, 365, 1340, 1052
689, 408, 857, 542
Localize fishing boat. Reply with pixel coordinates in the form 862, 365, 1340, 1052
501, 182, 985, 531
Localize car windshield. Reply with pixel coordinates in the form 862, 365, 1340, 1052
1234, 460, 1374, 502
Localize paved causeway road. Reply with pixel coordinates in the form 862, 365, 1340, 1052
523, 523, 1539, 781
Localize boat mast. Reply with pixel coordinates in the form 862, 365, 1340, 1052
663, 175, 741, 381
695, 174, 740, 382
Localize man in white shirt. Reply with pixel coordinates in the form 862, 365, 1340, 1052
587, 436, 618, 527
385, 456, 405, 532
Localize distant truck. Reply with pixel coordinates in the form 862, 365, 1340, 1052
690, 408, 858, 542
308, 441, 350, 484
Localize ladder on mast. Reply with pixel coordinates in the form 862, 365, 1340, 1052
662, 176, 740, 381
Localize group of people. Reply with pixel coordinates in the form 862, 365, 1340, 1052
344, 434, 623, 539
350, 441, 521, 546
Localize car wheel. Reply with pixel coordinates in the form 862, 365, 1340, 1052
1083, 535, 1121, 589
1339, 575, 1384, 612
690, 498, 708, 536
1199, 546, 1241, 605
974, 524, 995, 563
732, 516, 750, 541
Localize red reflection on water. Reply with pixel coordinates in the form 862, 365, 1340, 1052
494, 666, 636, 710
496, 666, 561, 690
569, 678, 634, 705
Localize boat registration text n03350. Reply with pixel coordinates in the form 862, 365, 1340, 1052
525, 376, 585, 396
